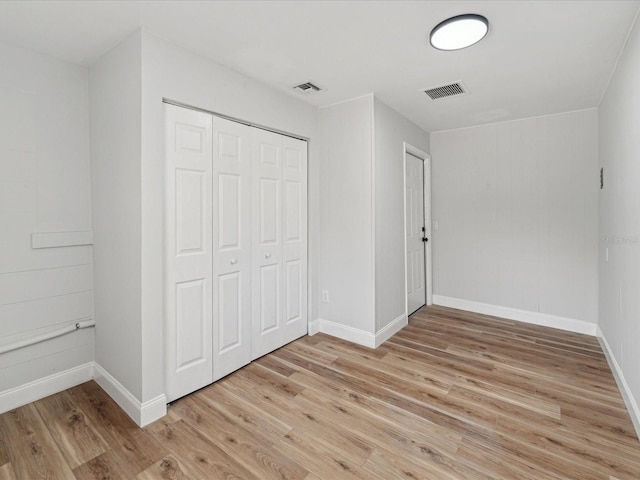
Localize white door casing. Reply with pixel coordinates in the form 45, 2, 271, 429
251, 129, 308, 359
165, 104, 214, 402
405, 152, 426, 315
211, 116, 253, 381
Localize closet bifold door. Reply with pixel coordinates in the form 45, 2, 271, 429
211, 116, 253, 381
165, 104, 214, 402
251, 129, 308, 359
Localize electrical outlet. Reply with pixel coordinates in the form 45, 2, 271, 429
433, 221, 439, 231
322, 290, 330, 303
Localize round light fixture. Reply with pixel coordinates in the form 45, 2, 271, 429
430, 14, 489, 51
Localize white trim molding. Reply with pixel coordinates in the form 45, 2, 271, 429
314, 318, 376, 348
308, 319, 320, 336
374, 313, 408, 348
311, 314, 408, 348
597, 326, 640, 439
0, 362, 94, 414
94, 363, 167, 427
433, 295, 597, 336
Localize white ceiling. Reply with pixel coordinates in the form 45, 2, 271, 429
0, 0, 637, 132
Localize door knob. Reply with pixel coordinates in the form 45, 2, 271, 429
265, 253, 271, 259
230, 258, 237, 265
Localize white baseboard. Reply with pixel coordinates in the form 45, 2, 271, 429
94, 363, 166, 427
308, 319, 320, 336
140, 393, 169, 427
374, 314, 408, 348
311, 314, 408, 349
596, 327, 640, 439
314, 318, 376, 348
433, 295, 597, 336
0, 362, 94, 414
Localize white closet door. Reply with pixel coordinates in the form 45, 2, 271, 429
251, 129, 307, 359
281, 136, 308, 344
165, 104, 213, 402
212, 116, 253, 380
166, 105, 308, 398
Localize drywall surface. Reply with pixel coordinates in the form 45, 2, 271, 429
318, 95, 375, 334
373, 98, 429, 332
90, 32, 143, 400
431, 109, 598, 326
599, 13, 640, 432
0, 40, 93, 398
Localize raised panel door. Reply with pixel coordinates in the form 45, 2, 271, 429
212, 116, 252, 380
406, 153, 426, 314
165, 104, 213, 401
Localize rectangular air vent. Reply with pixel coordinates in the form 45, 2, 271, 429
293, 81, 322, 94
423, 82, 467, 100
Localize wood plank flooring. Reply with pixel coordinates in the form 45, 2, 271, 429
1, 305, 639, 479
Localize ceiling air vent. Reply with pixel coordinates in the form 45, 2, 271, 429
292, 81, 322, 94
423, 82, 467, 100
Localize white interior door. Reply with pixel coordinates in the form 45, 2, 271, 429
165, 104, 213, 402
212, 116, 253, 381
251, 129, 307, 359
406, 152, 426, 314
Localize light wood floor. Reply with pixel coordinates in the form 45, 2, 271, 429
1, 305, 639, 479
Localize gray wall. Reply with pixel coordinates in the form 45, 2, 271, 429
0, 40, 93, 402
318, 95, 375, 333
431, 109, 599, 325
90, 32, 143, 399
599, 14, 640, 428
373, 98, 429, 331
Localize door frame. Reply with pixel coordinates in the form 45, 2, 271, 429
403, 142, 432, 317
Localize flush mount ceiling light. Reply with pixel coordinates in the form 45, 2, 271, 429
430, 14, 489, 51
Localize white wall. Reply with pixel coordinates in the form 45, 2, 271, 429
90, 33, 143, 400
599, 13, 640, 433
373, 98, 429, 332
0, 41, 93, 406
431, 109, 599, 330
318, 95, 375, 335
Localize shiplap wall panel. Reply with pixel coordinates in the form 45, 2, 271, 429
0, 234, 92, 276
0, 343, 94, 392
0, 265, 92, 306
431, 109, 598, 325
0, 328, 94, 370
0, 292, 93, 339
0, 40, 93, 405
